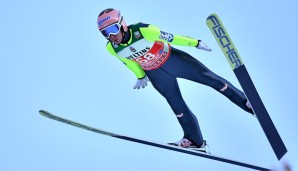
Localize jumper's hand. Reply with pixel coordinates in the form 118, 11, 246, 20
133, 76, 150, 89
196, 40, 212, 51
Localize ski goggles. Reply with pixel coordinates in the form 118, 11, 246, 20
99, 17, 123, 38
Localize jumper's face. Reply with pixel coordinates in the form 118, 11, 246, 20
108, 30, 123, 44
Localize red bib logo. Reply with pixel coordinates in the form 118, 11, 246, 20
133, 41, 171, 70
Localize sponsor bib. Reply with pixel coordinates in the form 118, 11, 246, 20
134, 41, 171, 70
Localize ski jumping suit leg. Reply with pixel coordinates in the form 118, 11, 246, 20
145, 67, 204, 146
145, 47, 252, 147
163, 48, 253, 114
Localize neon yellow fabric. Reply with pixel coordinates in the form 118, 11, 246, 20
106, 42, 146, 78
105, 24, 199, 79
140, 24, 199, 46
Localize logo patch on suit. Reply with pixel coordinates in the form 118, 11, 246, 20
134, 31, 141, 38
159, 30, 174, 42
129, 46, 137, 52
112, 42, 118, 48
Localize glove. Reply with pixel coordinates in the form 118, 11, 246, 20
133, 76, 150, 89
196, 40, 212, 51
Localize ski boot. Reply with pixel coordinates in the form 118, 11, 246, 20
169, 138, 208, 153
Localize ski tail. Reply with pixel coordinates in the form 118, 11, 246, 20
206, 13, 287, 160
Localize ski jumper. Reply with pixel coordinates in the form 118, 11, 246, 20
105, 23, 252, 147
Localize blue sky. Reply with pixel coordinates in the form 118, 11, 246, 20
1, 0, 297, 170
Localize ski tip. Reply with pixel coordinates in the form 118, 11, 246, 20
39, 110, 48, 116
207, 13, 218, 18
208, 13, 218, 16
206, 13, 219, 25
39, 110, 54, 119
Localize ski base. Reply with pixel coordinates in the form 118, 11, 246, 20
234, 65, 287, 160
206, 13, 287, 160
39, 110, 269, 170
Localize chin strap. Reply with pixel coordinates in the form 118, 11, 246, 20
121, 28, 130, 44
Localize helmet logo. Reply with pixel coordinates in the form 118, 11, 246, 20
98, 16, 111, 27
